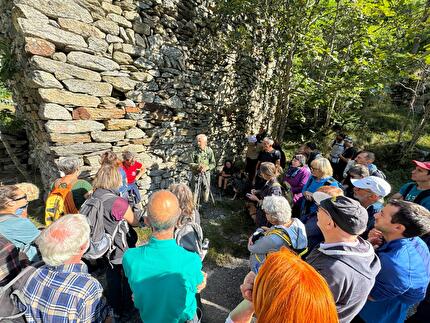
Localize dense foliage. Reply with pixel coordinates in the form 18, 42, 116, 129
215, 0, 430, 152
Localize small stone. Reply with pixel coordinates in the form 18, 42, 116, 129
131, 72, 153, 82
91, 131, 125, 142
52, 52, 67, 62
122, 44, 145, 56
88, 37, 109, 53
49, 133, 92, 144
45, 120, 105, 133
39, 88, 101, 107
101, 2, 123, 15
83, 155, 101, 166
63, 79, 113, 96
58, 18, 105, 39
105, 119, 137, 130
19, 0, 93, 23
113, 51, 133, 64
100, 97, 119, 106
94, 19, 120, 35
135, 34, 147, 48
133, 22, 151, 35
67, 51, 120, 72
126, 29, 135, 45
123, 11, 139, 21
28, 70, 63, 88
102, 76, 137, 92
38, 103, 72, 120
106, 35, 124, 43
24, 37, 55, 56
72, 107, 125, 120
51, 143, 112, 156
134, 57, 156, 69
32, 56, 101, 81
107, 13, 132, 28
18, 18, 87, 48
126, 127, 145, 139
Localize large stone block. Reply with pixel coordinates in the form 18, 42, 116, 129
39, 89, 101, 107
17, 19, 87, 48
58, 18, 105, 39
24, 37, 55, 56
45, 120, 105, 133
88, 37, 109, 53
105, 119, 137, 130
19, 0, 93, 23
102, 76, 137, 92
72, 107, 125, 120
49, 133, 92, 144
94, 19, 120, 35
51, 143, 112, 156
112, 144, 145, 153
91, 131, 125, 142
107, 13, 132, 28
13, 4, 49, 23
67, 51, 120, 72
63, 79, 113, 97
113, 51, 133, 64
38, 103, 72, 120
101, 2, 123, 15
125, 127, 146, 139
28, 70, 63, 89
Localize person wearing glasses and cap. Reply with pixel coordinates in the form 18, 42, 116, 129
0, 185, 40, 262
306, 192, 381, 323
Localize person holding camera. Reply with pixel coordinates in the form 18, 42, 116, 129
248, 196, 307, 273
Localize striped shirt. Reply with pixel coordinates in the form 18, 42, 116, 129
0, 233, 22, 286
20, 263, 109, 322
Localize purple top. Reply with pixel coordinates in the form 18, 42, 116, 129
283, 166, 311, 204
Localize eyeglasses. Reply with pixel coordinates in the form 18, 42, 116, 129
12, 195, 27, 202
310, 167, 321, 171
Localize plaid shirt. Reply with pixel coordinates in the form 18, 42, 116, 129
20, 263, 109, 322
0, 234, 22, 286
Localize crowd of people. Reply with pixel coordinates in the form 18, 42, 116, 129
0, 131, 430, 323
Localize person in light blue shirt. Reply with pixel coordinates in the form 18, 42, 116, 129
359, 200, 430, 323
0, 185, 40, 262
249, 195, 307, 273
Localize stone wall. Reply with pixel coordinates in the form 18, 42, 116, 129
0, 0, 273, 201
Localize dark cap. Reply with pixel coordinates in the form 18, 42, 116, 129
319, 195, 368, 235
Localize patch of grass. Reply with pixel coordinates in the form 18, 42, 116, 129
136, 227, 152, 244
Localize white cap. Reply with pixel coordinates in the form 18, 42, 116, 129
351, 176, 391, 197
312, 192, 332, 205
247, 135, 257, 143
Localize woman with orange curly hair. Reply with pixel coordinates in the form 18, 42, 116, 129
226, 248, 338, 323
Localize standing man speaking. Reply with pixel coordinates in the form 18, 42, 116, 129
190, 134, 216, 204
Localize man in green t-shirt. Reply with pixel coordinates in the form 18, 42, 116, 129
123, 190, 206, 323
190, 134, 216, 203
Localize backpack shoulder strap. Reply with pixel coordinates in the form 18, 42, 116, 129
401, 182, 416, 199
0, 261, 43, 295
0, 214, 15, 223
414, 189, 430, 205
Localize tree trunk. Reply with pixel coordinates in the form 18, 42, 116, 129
0, 131, 31, 182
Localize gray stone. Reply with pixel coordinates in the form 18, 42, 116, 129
39, 88, 101, 107
45, 120, 105, 133
91, 131, 125, 142
38, 103, 72, 120
124, 11, 139, 21
17, 18, 87, 48
13, 4, 49, 23
107, 13, 132, 28
106, 35, 124, 43
19, 0, 93, 23
51, 143, 112, 156
133, 22, 151, 35
119, 27, 130, 43
102, 76, 137, 92
94, 19, 120, 35
134, 57, 156, 69
126, 127, 145, 139
135, 34, 147, 48
63, 79, 113, 96
31, 56, 101, 81
112, 144, 145, 153
52, 52, 67, 62
88, 37, 109, 53
126, 29, 135, 45
28, 70, 63, 88
113, 51, 133, 64
58, 18, 105, 39
67, 51, 120, 72
122, 44, 145, 56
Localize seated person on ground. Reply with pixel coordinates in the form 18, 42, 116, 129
218, 160, 236, 191
391, 160, 430, 210
282, 154, 311, 211
19, 214, 110, 322
121, 151, 145, 205
0, 185, 40, 262
248, 195, 307, 273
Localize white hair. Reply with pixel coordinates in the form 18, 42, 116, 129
196, 134, 207, 141
37, 214, 90, 266
57, 157, 81, 175
263, 137, 274, 146
262, 196, 292, 223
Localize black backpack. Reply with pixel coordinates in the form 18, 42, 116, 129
79, 192, 127, 262
401, 183, 430, 205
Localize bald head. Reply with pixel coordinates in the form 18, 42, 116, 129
147, 190, 181, 232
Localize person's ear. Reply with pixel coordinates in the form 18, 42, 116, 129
394, 223, 406, 235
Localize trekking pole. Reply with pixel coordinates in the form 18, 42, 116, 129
202, 172, 215, 205
194, 174, 202, 209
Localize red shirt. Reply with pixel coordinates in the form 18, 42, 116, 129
122, 161, 142, 184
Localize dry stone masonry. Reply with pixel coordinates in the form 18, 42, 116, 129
0, 0, 273, 201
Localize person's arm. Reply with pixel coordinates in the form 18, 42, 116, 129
208, 148, 216, 171
78, 282, 111, 323
291, 170, 310, 194
133, 162, 145, 181
227, 300, 254, 323
248, 235, 278, 254
123, 206, 139, 226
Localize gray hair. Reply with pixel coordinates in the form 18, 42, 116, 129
57, 157, 80, 175
196, 134, 207, 142
262, 196, 292, 223
122, 150, 135, 161
263, 137, 274, 146
37, 214, 90, 266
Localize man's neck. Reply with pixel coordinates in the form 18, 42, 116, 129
64, 255, 83, 265
323, 234, 358, 244
152, 228, 175, 240
383, 232, 405, 242
416, 180, 430, 190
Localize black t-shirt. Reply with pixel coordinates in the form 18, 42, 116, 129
258, 149, 281, 164
339, 147, 357, 167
